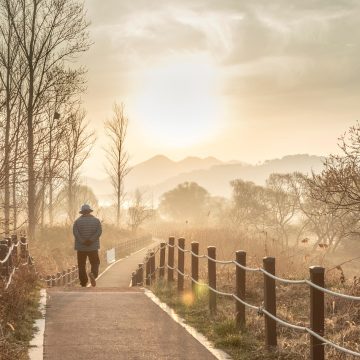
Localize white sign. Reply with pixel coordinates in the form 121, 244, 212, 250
106, 248, 116, 264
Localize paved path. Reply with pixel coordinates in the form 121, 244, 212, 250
43, 242, 218, 360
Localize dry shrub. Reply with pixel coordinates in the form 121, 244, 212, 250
0, 266, 39, 360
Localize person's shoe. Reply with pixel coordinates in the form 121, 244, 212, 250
88, 272, 96, 287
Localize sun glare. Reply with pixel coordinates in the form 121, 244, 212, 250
133, 56, 222, 147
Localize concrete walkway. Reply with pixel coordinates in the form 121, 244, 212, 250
43, 242, 218, 360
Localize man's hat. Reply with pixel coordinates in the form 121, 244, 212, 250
79, 204, 93, 214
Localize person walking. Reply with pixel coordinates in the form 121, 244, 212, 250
73, 204, 102, 287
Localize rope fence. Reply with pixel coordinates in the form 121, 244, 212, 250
131, 236, 360, 360
1, 234, 152, 289
0, 235, 33, 290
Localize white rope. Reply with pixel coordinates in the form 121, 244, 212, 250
259, 268, 307, 285
260, 307, 306, 331
207, 284, 234, 297
176, 268, 186, 277
232, 294, 259, 311
175, 244, 190, 253
189, 250, 207, 258
305, 328, 360, 357
145, 266, 159, 280
305, 280, 360, 301
4, 267, 16, 289
232, 260, 261, 272
0, 243, 15, 264
206, 255, 233, 264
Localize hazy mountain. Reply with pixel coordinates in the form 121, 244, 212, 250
83, 155, 224, 204
84, 154, 325, 205
124, 155, 223, 189
151, 154, 324, 199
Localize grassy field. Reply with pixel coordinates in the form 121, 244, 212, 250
150, 227, 360, 359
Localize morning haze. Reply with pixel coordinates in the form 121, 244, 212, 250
82, 0, 360, 178
1, 1, 359, 360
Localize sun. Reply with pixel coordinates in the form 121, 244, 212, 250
133, 56, 222, 147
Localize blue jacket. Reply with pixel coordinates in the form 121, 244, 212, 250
73, 214, 102, 251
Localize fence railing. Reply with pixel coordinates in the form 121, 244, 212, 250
131, 236, 360, 360
38, 266, 79, 287
0, 235, 32, 290
0, 234, 79, 289
1, 234, 152, 289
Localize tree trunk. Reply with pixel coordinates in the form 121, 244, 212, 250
4, 85, 11, 236
49, 176, 53, 226
4, 23, 12, 236
27, 69, 36, 241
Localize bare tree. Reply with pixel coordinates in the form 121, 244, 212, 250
229, 179, 270, 232
5, 0, 90, 240
0, 0, 26, 235
266, 173, 297, 247
128, 189, 153, 232
62, 109, 94, 222
104, 102, 130, 227
309, 122, 360, 213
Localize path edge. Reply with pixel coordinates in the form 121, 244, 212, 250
28, 288, 47, 360
144, 288, 232, 360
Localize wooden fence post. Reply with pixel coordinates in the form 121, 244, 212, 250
20, 237, 27, 261
309, 266, 325, 360
159, 242, 166, 278
0, 242, 9, 276
263, 257, 277, 347
177, 238, 185, 292
208, 246, 217, 314
236, 250, 246, 329
51, 275, 56, 287
56, 272, 61, 286
168, 237, 175, 282
146, 257, 150, 286
131, 271, 137, 286
62, 270, 67, 286
67, 268, 71, 284
150, 251, 155, 283
72, 266, 77, 282
191, 242, 199, 294
11, 235, 18, 265
137, 263, 143, 286
46, 275, 51, 288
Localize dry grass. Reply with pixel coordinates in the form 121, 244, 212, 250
152, 226, 360, 359
0, 266, 39, 360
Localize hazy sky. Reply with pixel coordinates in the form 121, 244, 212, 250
81, 0, 360, 178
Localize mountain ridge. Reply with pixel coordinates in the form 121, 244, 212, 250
83, 153, 325, 204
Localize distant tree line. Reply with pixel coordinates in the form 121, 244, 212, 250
159, 123, 360, 252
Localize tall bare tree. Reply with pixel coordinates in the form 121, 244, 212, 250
63, 109, 94, 222
105, 102, 130, 227
5, 0, 90, 240
0, 0, 25, 235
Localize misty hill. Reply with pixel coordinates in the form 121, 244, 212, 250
83, 155, 224, 204
84, 154, 324, 205
150, 154, 324, 199
125, 155, 223, 188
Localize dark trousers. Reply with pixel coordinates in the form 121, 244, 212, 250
77, 250, 100, 286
